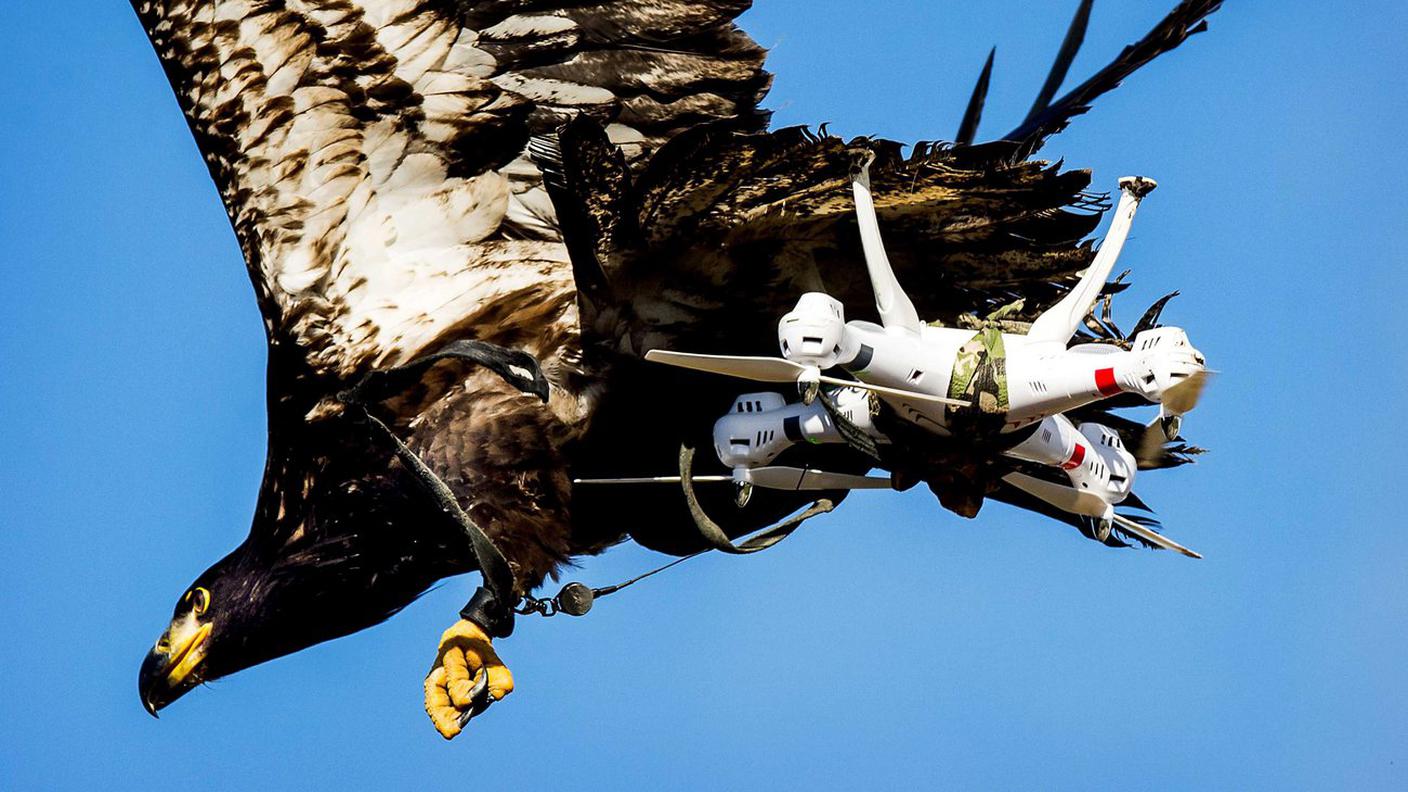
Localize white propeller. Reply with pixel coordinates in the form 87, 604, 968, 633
645, 350, 969, 407
1002, 471, 1109, 517
1109, 513, 1202, 560
573, 475, 733, 485
745, 466, 893, 491
1138, 370, 1213, 463
1001, 471, 1201, 559
575, 466, 892, 492
1162, 369, 1211, 416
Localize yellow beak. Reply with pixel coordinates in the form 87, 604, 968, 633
139, 618, 212, 717
166, 622, 212, 686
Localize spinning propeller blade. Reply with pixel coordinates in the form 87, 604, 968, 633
573, 475, 731, 485
1137, 370, 1213, 464
1136, 421, 1174, 465
1162, 370, 1211, 415
645, 350, 969, 407
819, 375, 969, 407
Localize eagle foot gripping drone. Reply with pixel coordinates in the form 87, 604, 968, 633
581, 159, 1209, 558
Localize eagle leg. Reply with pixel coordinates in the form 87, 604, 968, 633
424, 619, 515, 740
336, 345, 553, 740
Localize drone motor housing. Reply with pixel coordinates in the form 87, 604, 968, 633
1005, 415, 1135, 507
714, 392, 792, 468
1127, 326, 1205, 404
1077, 422, 1136, 505
778, 292, 853, 369
712, 388, 880, 470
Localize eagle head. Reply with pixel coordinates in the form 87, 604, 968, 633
139, 496, 468, 716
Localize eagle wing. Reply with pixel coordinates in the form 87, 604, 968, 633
131, 0, 772, 381
535, 0, 1224, 361
539, 117, 1106, 361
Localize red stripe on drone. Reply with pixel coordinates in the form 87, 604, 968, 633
1061, 443, 1086, 470
1094, 368, 1121, 396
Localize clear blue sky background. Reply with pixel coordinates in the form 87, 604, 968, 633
2, 1, 1405, 789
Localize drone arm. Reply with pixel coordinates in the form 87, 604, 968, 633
852, 157, 922, 336
1026, 177, 1156, 346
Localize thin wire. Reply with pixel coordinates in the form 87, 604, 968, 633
592, 553, 703, 598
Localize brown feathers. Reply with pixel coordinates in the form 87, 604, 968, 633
131, 0, 773, 382
132, 1, 1221, 694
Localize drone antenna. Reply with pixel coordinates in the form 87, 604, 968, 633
956, 47, 996, 146
852, 154, 922, 335
1023, 0, 1094, 126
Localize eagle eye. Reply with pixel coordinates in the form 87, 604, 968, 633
189, 587, 210, 616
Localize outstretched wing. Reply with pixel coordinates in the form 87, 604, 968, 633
533, 0, 1224, 361
539, 117, 1107, 359
130, 0, 772, 381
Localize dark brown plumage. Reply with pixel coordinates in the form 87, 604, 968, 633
131, 0, 1220, 718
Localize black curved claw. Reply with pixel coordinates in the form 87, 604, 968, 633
455, 669, 494, 728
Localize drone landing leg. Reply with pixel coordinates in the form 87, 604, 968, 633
1026, 177, 1156, 346
851, 154, 921, 335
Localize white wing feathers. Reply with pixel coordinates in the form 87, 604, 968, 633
132, 0, 770, 379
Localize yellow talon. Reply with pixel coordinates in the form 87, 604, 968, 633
423, 619, 514, 739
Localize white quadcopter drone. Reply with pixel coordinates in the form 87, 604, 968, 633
584, 159, 1208, 557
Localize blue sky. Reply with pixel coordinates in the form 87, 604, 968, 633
2, 1, 1405, 789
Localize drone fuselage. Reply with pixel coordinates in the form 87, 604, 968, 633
780, 293, 1205, 438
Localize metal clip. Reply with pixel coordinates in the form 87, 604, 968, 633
515, 582, 595, 619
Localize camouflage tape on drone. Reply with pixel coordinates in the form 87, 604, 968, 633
947, 301, 1023, 414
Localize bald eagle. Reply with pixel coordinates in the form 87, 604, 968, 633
133, 0, 1221, 737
